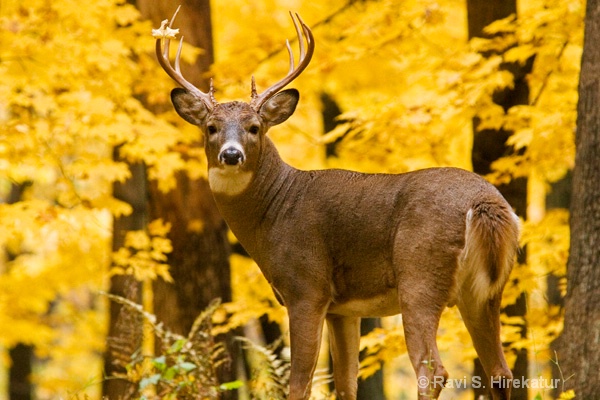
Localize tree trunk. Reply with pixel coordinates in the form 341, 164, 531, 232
357, 319, 385, 400
7, 185, 33, 400
559, 0, 600, 395
8, 344, 32, 400
103, 161, 146, 399
136, 0, 213, 92
135, 0, 238, 395
148, 175, 232, 336
466, 1, 529, 399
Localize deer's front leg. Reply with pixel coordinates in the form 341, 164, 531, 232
326, 315, 360, 400
288, 301, 328, 400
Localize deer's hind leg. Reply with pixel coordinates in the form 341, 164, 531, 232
394, 240, 459, 399
457, 291, 512, 400
326, 315, 361, 400
399, 290, 449, 399
396, 267, 456, 398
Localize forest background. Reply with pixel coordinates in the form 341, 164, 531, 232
0, 0, 586, 399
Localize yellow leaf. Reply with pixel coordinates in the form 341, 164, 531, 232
125, 230, 151, 250
147, 219, 171, 237
483, 14, 517, 35
558, 390, 576, 400
504, 44, 536, 64
114, 4, 140, 26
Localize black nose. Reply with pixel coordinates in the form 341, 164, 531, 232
219, 147, 245, 166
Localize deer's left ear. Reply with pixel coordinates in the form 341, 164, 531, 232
259, 89, 299, 128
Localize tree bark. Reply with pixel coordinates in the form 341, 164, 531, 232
8, 344, 32, 400
103, 162, 146, 399
466, 1, 529, 399
559, 0, 600, 395
357, 318, 385, 400
135, 0, 238, 395
7, 185, 34, 400
466, 1, 516, 42
136, 0, 213, 92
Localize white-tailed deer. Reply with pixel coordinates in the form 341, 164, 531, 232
156, 10, 519, 400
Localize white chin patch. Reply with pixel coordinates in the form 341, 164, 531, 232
208, 167, 253, 196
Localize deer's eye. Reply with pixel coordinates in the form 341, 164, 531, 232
207, 125, 217, 135
248, 125, 260, 135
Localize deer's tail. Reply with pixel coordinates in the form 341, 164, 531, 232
460, 200, 520, 304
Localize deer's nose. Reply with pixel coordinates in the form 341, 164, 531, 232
219, 146, 245, 166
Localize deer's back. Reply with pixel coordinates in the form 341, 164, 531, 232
277, 167, 507, 310
299, 166, 500, 244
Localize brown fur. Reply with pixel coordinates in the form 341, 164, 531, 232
168, 86, 519, 400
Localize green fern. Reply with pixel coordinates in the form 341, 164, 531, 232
239, 336, 290, 399
102, 293, 229, 399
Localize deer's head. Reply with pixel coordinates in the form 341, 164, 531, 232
156, 10, 314, 194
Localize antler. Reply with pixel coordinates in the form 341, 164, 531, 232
250, 12, 315, 111
154, 6, 217, 109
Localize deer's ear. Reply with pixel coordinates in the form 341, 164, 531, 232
259, 89, 299, 128
171, 88, 210, 126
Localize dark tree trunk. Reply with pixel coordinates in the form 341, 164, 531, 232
6, 185, 34, 400
357, 318, 385, 400
467, 1, 529, 399
466, 1, 516, 42
321, 92, 345, 158
136, 1, 237, 396
136, 0, 213, 92
8, 344, 33, 400
559, 0, 600, 396
103, 162, 147, 399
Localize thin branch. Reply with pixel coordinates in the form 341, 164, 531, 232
255, 1, 357, 66
530, 40, 569, 106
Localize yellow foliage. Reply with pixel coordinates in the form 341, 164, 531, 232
111, 220, 174, 283
0, 0, 187, 396
483, 1, 582, 185
359, 327, 407, 380
34, 303, 106, 399
558, 390, 576, 399
215, 254, 286, 335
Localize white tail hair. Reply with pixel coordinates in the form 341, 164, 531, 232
460, 201, 521, 304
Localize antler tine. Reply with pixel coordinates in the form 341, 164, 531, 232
155, 6, 216, 109
285, 40, 295, 74
251, 12, 314, 110
292, 12, 306, 62
174, 36, 184, 73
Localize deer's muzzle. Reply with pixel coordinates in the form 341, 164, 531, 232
218, 143, 246, 166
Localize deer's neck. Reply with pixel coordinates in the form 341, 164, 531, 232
211, 137, 302, 260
